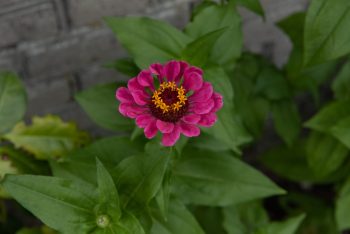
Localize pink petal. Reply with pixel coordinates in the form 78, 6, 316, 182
144, 120, 158, 139
136, 114, 155, 128
164, 60, 181, 81
198, 113, 217, 127
179, 122, 200, 137
162, 125, 181, 147
185, 66, 203, 76
192, 99, 215, 115
183, 71, 203, 91
182, 114, 201, 124
119, 103, 146, 119
116, 87, 133, 103
176, 61, 189, 83
137, 70, 154, 89
131, 90, 149, 106
150, 63, 164, 81
128, 77, 144, 93
212, 92, 224, 112
156, 120, 174, 133
190, 82, 213, 103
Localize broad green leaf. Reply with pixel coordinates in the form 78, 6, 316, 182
255, 214, 305, 234
151, 200, 204, 234
185, 1, 242, 71
278, 12, 305, 48
192, 207, 226, 234
4, 115, 89, 160
231, 54, 270, 138
331, 116, 350, 149
234, 0, 264, 17
2, 175, 98, 233
0, 146, 49, 175
75, 82, 134, 132
254, 66, 290, 101
280, 193, 338, 234
182, 27, 227, 67
172, 148, 285, 206
336, 176, 350, 231
271, 100, 301, 146
332, 60, 350, 100
51, 136, 144, 184
203, 66, 252, 153
306, 131, 349, 178
304, 0, 350, 66
223, 201, 269, 234
304, 100, 350, 133
112, 148, 171, 206
0, 72, 27, 134
104, 58, 140, 77
105, 17, 190, 68
260, 141, 318, 183
96, 159, 121, 221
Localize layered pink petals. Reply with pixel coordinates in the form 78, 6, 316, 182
137, 70, 154, 89
116, 60, 223, 147
179, 122, 200, 137
144, 120, 158, 139
156, 120, 174, 133
162, 125, 181, 146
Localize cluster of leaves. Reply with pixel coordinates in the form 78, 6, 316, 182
2, 0, 350, 233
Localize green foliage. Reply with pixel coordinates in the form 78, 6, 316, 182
0, 72, 27, 134
185, 0, 242, 72
4, 115, 89, 160
336, 176, 350, 231
4, 0, 350, 233
172, 148, 285, 206
105, 17, 190, 68
75, 82, 134, 132
304, 0, 350, 66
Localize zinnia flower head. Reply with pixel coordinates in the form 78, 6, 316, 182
116, 60, 223, 146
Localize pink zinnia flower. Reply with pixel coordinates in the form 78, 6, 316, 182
116, 60, 223, 146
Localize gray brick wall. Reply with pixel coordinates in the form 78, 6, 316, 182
0, 0, 308, 133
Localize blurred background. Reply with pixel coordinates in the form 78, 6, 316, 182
0, 0, 308, 133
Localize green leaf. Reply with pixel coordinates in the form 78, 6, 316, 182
0, 146, 49, 175
223, 201, 269, 234
254, 66, 290, 101
51, 136, 144, 184
105, 17, 190, 68
233, 0, 264, 17
203, 66, 252, 153
332, 60, 350, 100
182, 27, 227, 67
330, 116, 350, 149
0, 72, 27, 134
256, 214, 305, 234
260, 141, 318, 183
16, 226, 57, 234
336, 176, 350, 231
2, 175, 97, 233
278, 12, 305, 48
151, 200, 204, 234
4, 115, 89, 160
304, 100, 350, 133
76, 82, 134, 132
112, 147, 171, 206
96, 159, 121, 221
306, 131, 349, 178
271, 100, 301, 146
172, 148, 285, 206
304, 0, 350, 66
185, 1, 242, 71
0, 153, 19, 198
104, 58, 140, 77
